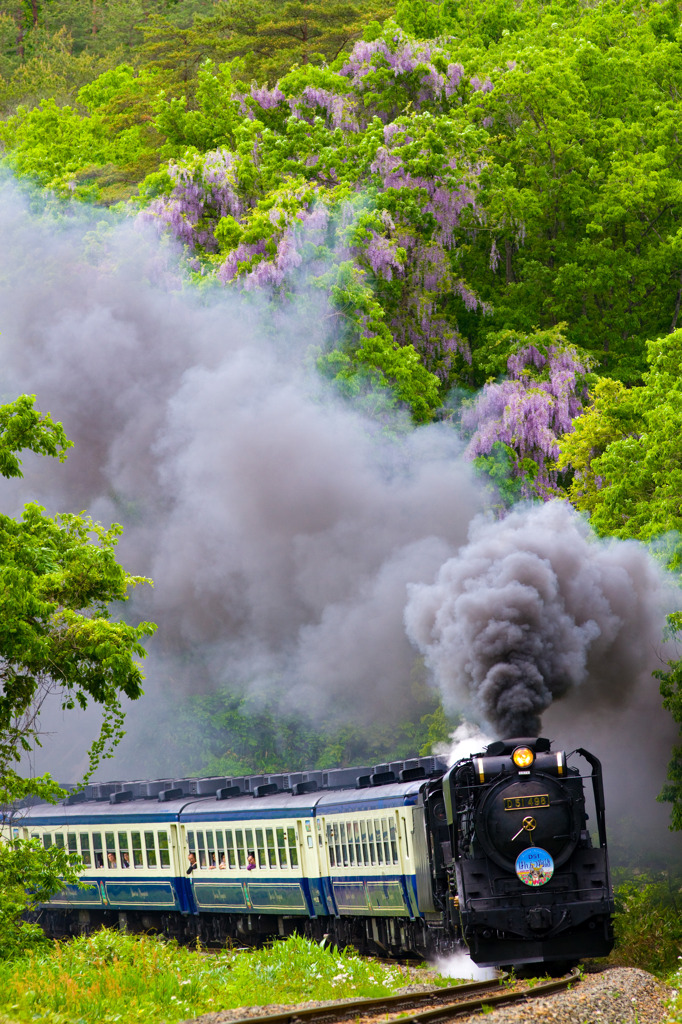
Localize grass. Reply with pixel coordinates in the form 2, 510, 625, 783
0, 931, 446, 1024
4, 871, 682, 1024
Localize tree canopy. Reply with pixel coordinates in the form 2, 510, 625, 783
0, 394, 155, 804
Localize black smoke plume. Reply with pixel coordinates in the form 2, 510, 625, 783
405, 501, 675, 737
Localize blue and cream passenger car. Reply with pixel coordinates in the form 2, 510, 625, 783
8, 758, 450, 956
4, 739, 615, 967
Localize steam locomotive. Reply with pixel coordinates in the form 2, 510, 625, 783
6, 736, 614, 968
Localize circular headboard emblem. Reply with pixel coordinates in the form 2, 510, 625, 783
515, 847, 554, 886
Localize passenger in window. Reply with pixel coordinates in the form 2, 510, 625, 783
187, 852, 197, 874
107, 852, 117, 868
246, 852, 256, 871
121, 853, 130, 868
209, 855, 217, 870
219, 855, 226, 869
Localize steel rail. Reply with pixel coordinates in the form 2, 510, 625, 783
219, 967, 580, 1024
392, 966, 581, 1022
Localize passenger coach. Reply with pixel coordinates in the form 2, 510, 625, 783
7, 758, 447, 955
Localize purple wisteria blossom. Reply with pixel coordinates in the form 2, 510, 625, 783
445, 63, 465, 97
462, 344, 591, 498
293, 86, 354, 130
339, 31, 460, 112
217, 240, 268, 284
138, 149, 242, 254
250, 83, 286, 109
470, 76, 494, 93
219, 204, 330, 289
365, 232, 403, 281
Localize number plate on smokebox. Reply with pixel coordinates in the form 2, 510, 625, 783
503, 794, 550, 811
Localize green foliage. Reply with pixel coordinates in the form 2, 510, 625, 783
560, 331, 682, 556
559, 332, 682, 826
0, 393, 156, 956
471, 441, 538, 513
0, 837, 82, 961
0, 930, 434, 1022
611, 872, 682, 975
156, 685, 458, 778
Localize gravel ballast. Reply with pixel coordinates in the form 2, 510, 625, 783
454, 967, 672, 1024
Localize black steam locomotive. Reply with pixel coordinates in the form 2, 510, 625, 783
440, 736, 614, 967
8, 735, 614, 968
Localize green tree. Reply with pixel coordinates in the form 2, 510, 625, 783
558, 330, 682, 827
0, 392, 155, 955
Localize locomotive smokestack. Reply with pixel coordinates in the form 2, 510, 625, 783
404, 500, 674, 737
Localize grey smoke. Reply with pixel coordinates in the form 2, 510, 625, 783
405, 501, 676, 737
1, 175, 678, 821
0, 179, 483, 776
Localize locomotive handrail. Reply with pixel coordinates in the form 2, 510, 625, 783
572, 748, 608, 848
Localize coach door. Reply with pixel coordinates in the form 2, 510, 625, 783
169, 824, 183, 876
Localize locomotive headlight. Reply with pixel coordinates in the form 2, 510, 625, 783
512, 746, 535, 768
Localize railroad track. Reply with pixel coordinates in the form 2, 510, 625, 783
218, 967, 581, 1024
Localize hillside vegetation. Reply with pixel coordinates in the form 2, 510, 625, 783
0, 0, 680, 820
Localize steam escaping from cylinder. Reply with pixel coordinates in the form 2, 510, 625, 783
404, 501, 674, 737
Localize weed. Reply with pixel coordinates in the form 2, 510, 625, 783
0, 931, 420, 1024
611, 872, 682, 974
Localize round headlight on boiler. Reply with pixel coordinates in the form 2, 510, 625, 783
512, 745, 535, 768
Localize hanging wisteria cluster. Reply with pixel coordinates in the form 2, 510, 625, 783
461, 342, 591, 498
138, 25, 502, 407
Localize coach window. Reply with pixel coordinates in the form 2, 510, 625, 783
373, 820, 384, 864
235, 829, 246, 868
93, 833, 104, 868
276, 828, 288, 868
287, 827, 299, 867
226, 830, 237, 868
255, 829, 266, 868
145, 832, 157, 868
367, 821, 376, 864
43, 834, 52, 851
246, 829, 258, 867
118, 833, 131, 868
389, 821, 398, 864
67, 833, 78, 857
339, 823, 348, 866
262, 827, 274, 868
106, 832, 117, 868
79, 834, 92, 868
131, 831, 143, 868
196, 831, 206, 868
379, 819, 388, 863
360, 821, 368, 864
346, 822, 355, 866
55, 834, 65, 850
215, 830, 225, 868
382, 819, 391, 863
326, 825, 335, 867
206, 830, 216, 869
158, 832, 171, 869
353, 822, 362, 865
266, 827, 276, 868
